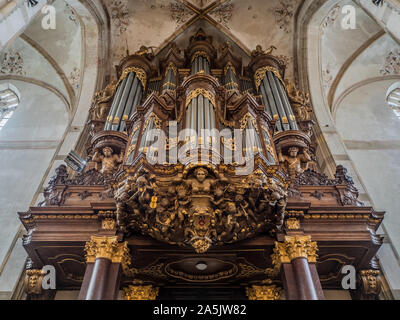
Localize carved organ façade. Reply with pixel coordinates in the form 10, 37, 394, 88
20, 29, 384, 300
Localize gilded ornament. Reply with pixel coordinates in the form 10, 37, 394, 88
271, 241, 290, 271
239, 113, 259, 133
191, 51, 211, 63
360, 270, 381, 296
115, 166, 288, 253
84, 236, 131, 269
285, 81, 312, 121
285, 218, 300, 230
246, 284, 281, 300
284, 235, 317, 262
123, 281, 159, 300
186, 88, 216, 109
271, 235, 318, 271
24, 269, 45, 295
254, 66, 285, 91
165, 62, 178, 76
119, 66, 147, 90
224, 62, 236, 75
101, 218, 116, 230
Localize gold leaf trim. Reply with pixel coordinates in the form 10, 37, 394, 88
191, 51, 210, 63
185, 88, 216, 109
224, 62, 236, 76
165, 62, 177, 76
239, 113, 259, 133
254, 66, 284, 91
119, 66, 147, 90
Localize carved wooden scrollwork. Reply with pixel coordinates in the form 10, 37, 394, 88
114, 165, 287, 253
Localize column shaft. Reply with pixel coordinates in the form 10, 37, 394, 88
86, 257, 111, 300
292, 257, 318, 300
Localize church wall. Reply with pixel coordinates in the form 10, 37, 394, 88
335, 79, 400, 299
0, 80, 68, 298
300, 0, 400, 299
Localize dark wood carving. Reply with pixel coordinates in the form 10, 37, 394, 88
18, 29, 385, 300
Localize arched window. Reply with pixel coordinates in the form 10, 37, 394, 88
386, 82, 400, 119
0, 83, 20, 130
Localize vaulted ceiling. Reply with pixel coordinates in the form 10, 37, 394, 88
0, 0, 399, 117
0, 0, 83, 114
105, 0, 301, 80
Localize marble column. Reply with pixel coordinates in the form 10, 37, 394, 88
78, 236, 130, 300
272, 235, 324, 300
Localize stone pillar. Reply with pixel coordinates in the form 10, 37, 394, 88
272, 235, 324, 300
123, 280, 159, 300
78, 236, 130, 300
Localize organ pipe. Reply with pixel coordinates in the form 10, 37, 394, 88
258, 71, 298, 132
104, 71, 144, 132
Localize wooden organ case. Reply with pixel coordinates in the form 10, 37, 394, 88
20, 29, 384, 300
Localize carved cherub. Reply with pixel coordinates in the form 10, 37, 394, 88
154, 198, 177, 240
175, 185, 191, 208
39, 165, 68, 207
278, 147, 312, 179
285, 81, 311, 121
115, 176, 135, 203
92, 147, 123, 175
185, 167, 216, 194
135, 45, 155, 59
90, 81, 117, 120
219, 202, 241, 242
133, 173, 155, 207
251, 45, 277, 57
235, 193, 257, 222
266, 178, 286, 205
211, 185, 226, 210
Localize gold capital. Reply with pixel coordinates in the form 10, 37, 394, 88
24, 269, 45, 295
271, 235, 318, 271
123, 281, 159, 300
286, 235, 318, 262
85, 236, 131, 269
246, 285, 281, 300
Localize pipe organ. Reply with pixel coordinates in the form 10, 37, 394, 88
20, 29, 384, 301
104, 68, 146, 132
